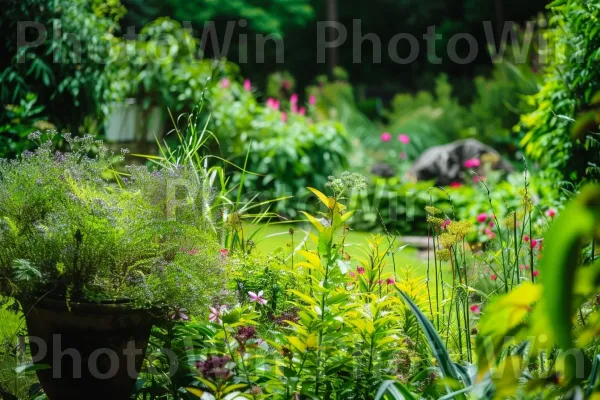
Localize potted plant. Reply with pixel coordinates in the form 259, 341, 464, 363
0, 132, 229, 399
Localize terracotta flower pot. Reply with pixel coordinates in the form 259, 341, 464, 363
20, 298, 156, 400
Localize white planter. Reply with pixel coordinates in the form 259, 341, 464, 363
104, 99, 165, 143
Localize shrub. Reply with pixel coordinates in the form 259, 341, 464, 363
0, 133, 229, 314
519, 0, 600, 183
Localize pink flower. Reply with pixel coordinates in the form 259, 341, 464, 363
469, 304, 481, 314
546, 208, 557, 218
220, 78, 231, 89
356, 265, 365, 275
290, 93, 298, 104
489, 221, 495, 228
249, 291, 268, 306
450, 181, 462, 188
209, 305, 228, 324
531, 239, 538, 249
399, 152, 407, 160
523, 235, 530, 243
477, 213, 488, 223
291, 103, 298, 113
267, 98, 280, 110
464, 158, 481, 168
519, 264, 528, 270
398, 134, 410, 144
169, 307, 190, 321
282, 80, 292, 90
299, 107, 306, 116
533, 270, 539, 277
348, 271, 356, 278
386, 278, 396, 285
484, 227, 492, 235
377, 279, 384, 285
281, 112, 288, 123
487, 232, 496, 240
309, 95, 317, 105
380, 132, 392, 142
187, 248, 199, 256
441, 219, 451, 229
491, 274, 497, 281
220, 248, 229, 261
244, 79, 252, 91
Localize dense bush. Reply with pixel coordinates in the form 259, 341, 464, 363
0, 133, 229, 314
519, 0, 600, 183
0, 0, 125, 129
207, 76, 349, 217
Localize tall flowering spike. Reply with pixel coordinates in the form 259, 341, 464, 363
244, 79, 252, 91
290, 93, 298, 104
249, 291, 268, 306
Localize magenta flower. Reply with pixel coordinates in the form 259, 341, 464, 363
523, 235, 530, 243
299, 106, 306, 116
380, 132, 392, 142
477, 213, 488, 223
220, 248, 229, 261
356, 265, 366, 275
386, 278, 396, 285
441, 219, 451, 229
531, 239, 538, 249
450, 181, 462, 188
491, 274, 497, 281
209, 305, 228, 324
533, 270, 539, 277
464, 158, 481, 168
309, 95, 317, 105
398, 134, 410, 144
290, 93, 298, 104
291, 103, 298, 113
244, 79, 252, 91
249, 291, 268, 306
469, 304, 481, 314
546, 208, 557, 218
220, 78, 231, 89
348, 271, 356, 278
519, 264, 528, 270
267, 98, 280, 110
281, 112, 288, 123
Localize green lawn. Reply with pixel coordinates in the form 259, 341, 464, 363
249, 223, 428, 277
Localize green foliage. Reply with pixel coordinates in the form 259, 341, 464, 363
207, 76, 349, 218
0, 133, 229, 314
520, 0, 600, 183
123, 0, 314, 36
0, 93, 54, 159
0, 0, 124, 129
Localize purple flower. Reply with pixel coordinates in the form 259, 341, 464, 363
249, 291, 267, 306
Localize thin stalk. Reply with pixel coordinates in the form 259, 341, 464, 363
426, 225, 434, 320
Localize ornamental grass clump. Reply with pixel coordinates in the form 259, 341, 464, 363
0, 132, 228, 314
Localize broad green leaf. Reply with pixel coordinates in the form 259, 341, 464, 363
394, 287, 463, 395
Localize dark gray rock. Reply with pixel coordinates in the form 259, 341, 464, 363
409, 139, 513, 185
